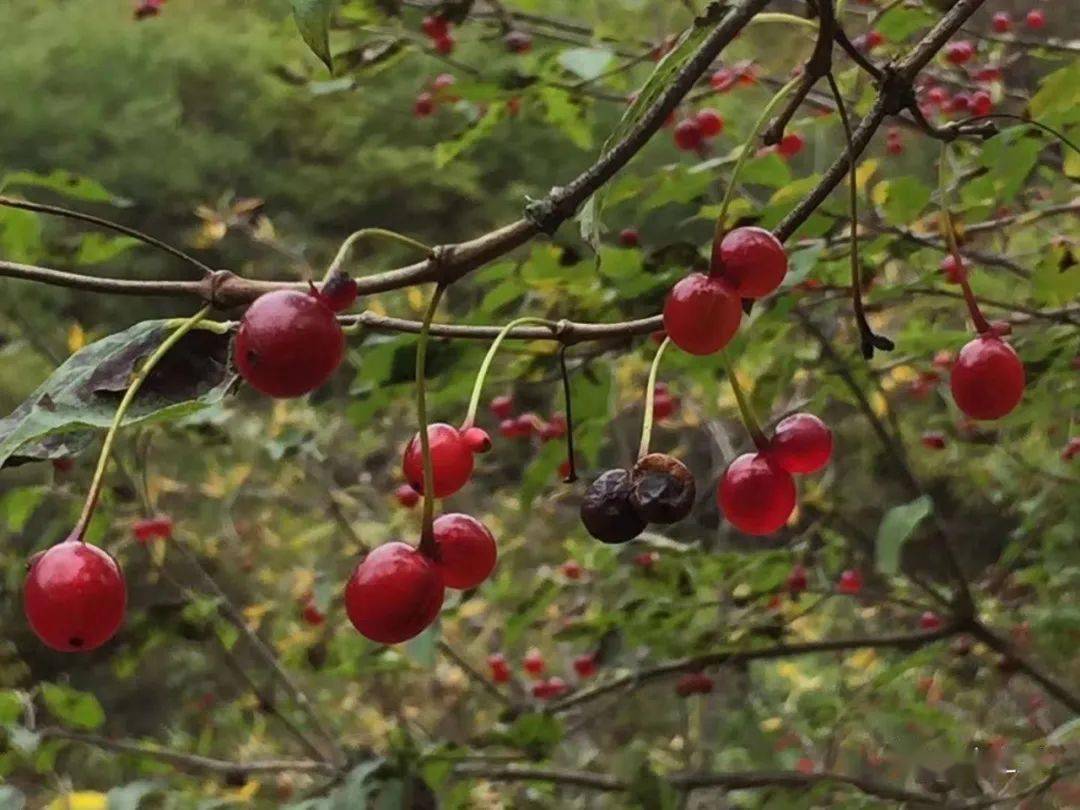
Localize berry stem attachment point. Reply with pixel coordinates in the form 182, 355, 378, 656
638, 336, 671, 460
462, 316, 557, 428
558, 345, 578, 483
324, 228, 435, 281
416, 284, 446, 554
715, 76, 801, 238
721, 350, 769, 452
73, 306, 211, 542
938, 142, 991, 335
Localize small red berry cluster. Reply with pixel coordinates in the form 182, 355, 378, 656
421, 14, 455, 55
414, 73, 458, 119
710, 61, 757, 93
487, 648, 598, 700
672, 108, 724, 152
132, 515, 174, 544
490, 394, 565, 442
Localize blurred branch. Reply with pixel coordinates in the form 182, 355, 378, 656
970, 619, 1080, 715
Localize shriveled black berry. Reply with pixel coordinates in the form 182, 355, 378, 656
629, 453, 695, 524
580, 469, 646, 544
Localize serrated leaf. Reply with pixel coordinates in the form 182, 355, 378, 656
40, 683, 105, 730
0, 321, 236, 469
293, 0, 335, 73
558, 47, 614, 81
879, 176, 932, 225
876, 495, 933, 575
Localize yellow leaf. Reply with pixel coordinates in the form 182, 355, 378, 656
67, 322, 86, 353
48, 792, 108, 810
848, 649, 878, 671
870, 180, 889, 208
760, 716, 783, 733
869, 391, 888, 418
855, 159, 878, 191
407, 286, 425, 313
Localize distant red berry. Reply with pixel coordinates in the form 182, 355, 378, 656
490, 394, 514, 420
948, 93, 971, 113
945, 41, 975, 65
711, 67, 737, 92
974, 66, 1003, 83
1025, 10, 1046, 30
663, 273, 742, 355
991, 12, 1012, 33
432, 72, 456, 91
487, 653, 511, 683
560, 560, 583, 580
837, 569, 863, 595
769, 413, 833, 474
572, 653, 598, 679
777, 132, 805, 158
695, 108, 724, 138
1062, 437, 1080, 462
522, 648, 545, 677
618, 228, 640, 248
531, 677, 568, 700
433, 33, 455, 55
950, 336, 1025, 420
133, 515, 173, 544
540, 414, 567, 442
499, 418, 521, 439
395, 484, 420, 508
925, 86, 949, 106
402, 423, 475, 497
51, 458, 75, 474
414, 92, 435, 118
675, 672, 714, 696
673, 119, 704, 151
787, 564, 809, 596
919, 611, 944, 631
940, 254, 967, 284
653, 389, 679, 421
301, 602, 325, 626
634, 551, 659, 570
921, 431, 947, 450
431, 513, 497, 590
932, 350, 955, 370
864, 30, 884, 50
421, 15, 449, 39
718, 453, 797, 535
515, 413, 541, 437
970, 90, 993, 117
504, 31, 532, 54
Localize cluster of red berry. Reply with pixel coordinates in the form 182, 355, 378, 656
414, 73, 458, 118
421, 14, 455, 55
672, 108, 725, 152
487, 648, 597, 700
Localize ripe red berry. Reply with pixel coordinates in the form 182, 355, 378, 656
431, 513, 497, 590
718, 453, 797, 535
712, 226, 789, 298
320, 273, 358, 313
940, 254, 966, 284
653, 388, 679, 421
618, 228, 640, 248
52, 457, 75, 474
919, 611, 943, 631
673, 119, 704, 151
234, 290, 345, 398
921, 431, 947, 450
490, 394, 514, 419
769, 413, 833, 474
515, 413, 540, 437
433, 33, 455, 55
499, 418, 521, 439
945, 41, 975, 65
836, 569, 863, 595
522, 648, 545, 677
573, 653, 598, 678
558, 459, 572, 480
1062, 437, 1080, 462
395, 483, 420, 508
711, 67, 737, 92
504, 30, 532, 54
487, 652, 511, 683
540, 413, 567, 441
787, 564, 808, 596
662, 273, 742, 355
974, 66, 1003, 83
634, 550, 659, 570
695, 108, 724, 138
991, 12, 1012, 33
675, 672, 714, 696
531, 676, 568, 700
864, 30, 884, 50
777, 132, 805, 158
24, 540, 126, 652
970, 90, 993, 117
414, 92, 435, 118
925, 86, 949, 106
1025, 9, 1046, 30
950, 336, 1025, 420
133, 515, 173, 544
403, 423, 475, 497
345, 542, 444, 644
301, 602, 326, 626
461, 426, 492, 454
421, 15, 449, 39
133, 0, 163, 21
560, 560, 583, 580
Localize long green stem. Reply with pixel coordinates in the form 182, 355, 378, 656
417, 285, 446, 552
721, 350, 769, 451
461, 317, 558, 428
73, 306, 211, 541
638, 337, 671, 459
325, 228, 434, 280
937, 142, 991, 335
715, 76, 802, 239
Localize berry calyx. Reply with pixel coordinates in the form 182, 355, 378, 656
662, 273, 742, 355
695, 108, 724, 138
573, 653, 598, 679
919, 611, 943, 631
522, 648, 545, 677
836, 569, 863, 595
403, 423, 475, 497
395, 483, 420, 508
461, 426, 492, 454
580, 469, 647, 544
24, 539, 126, 652
628, 453, 696, 525
132, 515, 173, 544
320, 272, 359, 312
618, 228, 640, 248
234, 289, 346, 399
717, 453, 796, 535
673, 118, 704, 151
344, 542, 444, 644
769, 413, 833, 475
430, 513, 497, 590
490, 394, 514, 419
487, 653, 511, 683
949, 336, 1025, 421
711, 226, 789, 299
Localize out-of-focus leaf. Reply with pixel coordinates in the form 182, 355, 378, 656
538, 87, 592, 150
2, 171, 128, 205
73, 234, 140, 266
106, 781, 161, 810
876, 496, 933, 575
1029, 60, 1080, 126
40, 683, 105, 731
435, 103, 506, 168
874, 6, 933, 41
877, 176, 932, 225
293, 0, 335, 73
558, 47, 614, 81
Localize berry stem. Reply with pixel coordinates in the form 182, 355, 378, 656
73, 306, 211, 542
416, 284, 446, 553
638, 336, 671, 460
324, 228, 435, 281
721, 350, 769, 451
461, 316, 557, 428
957, 113, 1080, 156
715, 75, 801, 240
558, 345, 578, 483
937, 142, 991, 335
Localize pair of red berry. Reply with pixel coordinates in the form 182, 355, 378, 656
719, 413, 832, 535
663, 226, 789, 355
672, 109, 724, 152
344, 513, 496, 644
421, 14, 455, 55
414, 73, 458, 118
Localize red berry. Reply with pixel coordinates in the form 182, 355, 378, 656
344, 542, 444, 644
919, 611, 943, 631
711, 68, 737, 92
433, 33, 455, 55
539, 413, 567, 442
718, 453, 797, 536
940, 254, 966, 284
234, 290, 345, 398
490, 394, 514, 420
421, 15, 449, 39
991, 12, 1012, 33
837, 569, 863, 595
499, 418, 521, 438
933, 350, 955, 370
950, 336, 1025, 420
653, 389, 678, 421
618, 228, 640, 248
864, 30, 884, 50
461, 426, 492, 454
402, 423, 475, 498
432, 72, 456, 91
522, 648, 545, 677
787, 564, 808, 596
662, 273, 742, 355
558, 459, 572, 480
777, 132, 805, 158
301, 602, 326, 626
504, 30, 532, 54
431, 513, 497, 590
1062, 437, 1080, 462
573, 653, 598, 678
634, 551, 659, 570
713, 226, 789, 298
695, 108, 724, 138
675, 672, 714, 696
1025, 10, 1045, 30
515, 413, 540, 436
970, 90, 992, 117
487, 653, 511, 683
948, 93, 971, 113
560, 560, 583, 580
52, 457, 75, 474
974, 66, 1003, 83
24, 540, 126, 652
921, 431, 947, 450
507, 96, 522, 116
673, 119, 704, 151
133, 515, 173, 544
945, 41, 975, 65
531, 676, 568, 700
319, 273, 358, 312
414, 92, 435, 118
797, 758, 816, 775
395, 483, 420, 508
769, 413, 833, 474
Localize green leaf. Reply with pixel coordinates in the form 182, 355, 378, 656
879, 176, 932, 225
0, 321, 236, 469
107, 781, 161, 810
977, 129, 1043, 201
434, 103, 506, 168
505, 713, 563, 758
2, 170, 128, 205
329, 760, 385, 810
73, 234, 140, 266
292, 0, 335, 73
876, 495, 933, 575
0, 487, 46, 532
0, 690, 24, 724
40, 683, 105, 730
874, 6, 933, 41
538, 87, 592, 150
1029, 60, 1080, 126
557, 47, 614, 81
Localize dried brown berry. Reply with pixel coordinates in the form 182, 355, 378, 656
629, 453, 696, 524
580, 469, 647, 544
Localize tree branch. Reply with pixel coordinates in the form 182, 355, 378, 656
970, 619, 1080, 715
